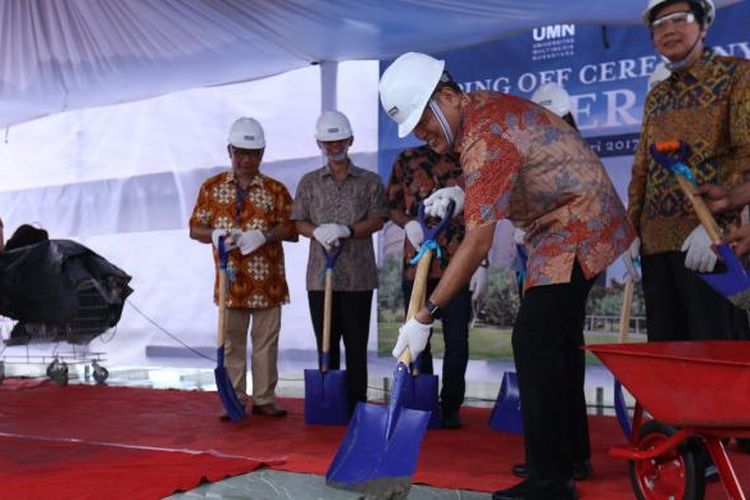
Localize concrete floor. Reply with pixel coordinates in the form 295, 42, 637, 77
166, 469, 492, 500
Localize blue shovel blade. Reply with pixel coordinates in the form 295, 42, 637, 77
402, 373, 441, 429
326, 402, 430, 494
614, 380, 632, 439
304, 368, 349, 425
326, 362, 430, 494
699, 244, 750, 309
488, 371, 523, 434
215, 346, 245, 422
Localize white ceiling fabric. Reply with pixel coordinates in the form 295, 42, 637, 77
1, 0, 741, 129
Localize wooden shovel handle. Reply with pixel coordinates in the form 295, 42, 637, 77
618, 278, 634, 344
399, 251, 434, 367
322, 268, 333, 368
674, 175, 723, 244
218, 269, 227, 347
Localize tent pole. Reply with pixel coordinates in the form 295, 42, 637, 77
320, 61, 338, 112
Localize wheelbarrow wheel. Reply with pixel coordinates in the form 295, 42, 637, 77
628, 420, 705, 500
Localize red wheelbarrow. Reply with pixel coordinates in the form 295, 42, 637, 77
588, 341, 750, 500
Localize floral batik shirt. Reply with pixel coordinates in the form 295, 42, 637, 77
385, 145, 465, 282
628, 50, 750, 255
189, 170, 295, 309
456, 91, 635, 289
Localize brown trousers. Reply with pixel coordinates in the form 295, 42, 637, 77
224, 306, 281, 406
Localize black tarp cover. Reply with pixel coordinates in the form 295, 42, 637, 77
0, 239, 132, 328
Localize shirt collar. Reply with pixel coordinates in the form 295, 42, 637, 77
318, 161, 361, 179
453, 94, 472, 155
678, 49, 714, 84
227, 170, 265, 188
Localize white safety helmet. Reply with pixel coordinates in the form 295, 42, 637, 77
379, 52, 446, 138
315, 110, 353, 141
648, 62, 671, 90
530, 83, 572, 117
642, 0, 715, 29
228, 117, 265, 149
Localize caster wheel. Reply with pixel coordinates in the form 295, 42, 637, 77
92, 362, 108, 384
628, 420, 705, 500
46, 359, 69, 386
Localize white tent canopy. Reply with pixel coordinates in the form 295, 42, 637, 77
1, 0, 740, 128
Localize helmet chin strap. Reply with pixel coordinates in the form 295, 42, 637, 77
663, 31, 704, 71
429, 99, 454, 147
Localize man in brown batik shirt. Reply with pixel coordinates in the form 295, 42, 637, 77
386, 144, 488, 428
291, 110, 388, 415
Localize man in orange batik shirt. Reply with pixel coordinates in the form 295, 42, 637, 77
190, 117, 297, 419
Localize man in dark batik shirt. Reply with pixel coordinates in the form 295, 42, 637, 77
385, 145, 488, 429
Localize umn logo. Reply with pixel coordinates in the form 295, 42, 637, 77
533, 24, 575, 41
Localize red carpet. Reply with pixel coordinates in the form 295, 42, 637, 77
0, 381, 748, 499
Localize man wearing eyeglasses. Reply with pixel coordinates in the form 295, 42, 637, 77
627, 0, 750, 344
190, 117, 297, 419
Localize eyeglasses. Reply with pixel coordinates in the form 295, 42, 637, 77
650, 11, 695, 33
414, 105, 436, 134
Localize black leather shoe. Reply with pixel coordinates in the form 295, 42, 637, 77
441, 410, 462, 429
493, 478, 578, 500
512, 460, 591, 481
251, 403, 287, 417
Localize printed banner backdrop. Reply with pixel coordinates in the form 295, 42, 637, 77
378, 1, 750, 277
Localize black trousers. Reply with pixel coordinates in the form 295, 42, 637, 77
402, 279, 471, 414
642, 252, 750, 341
308, 290, 373, 414
512, 261, 595, 480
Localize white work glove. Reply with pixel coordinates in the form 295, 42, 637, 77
236, 229, 266, 255
392, 317, 432, 361
211, 229, 238, 251
513, 227, 526, 246
681, 225, 717, 273
404, 220, 424, 250
627, 237, 640, 262
424, 186, 464, 219
313, 223, 352, 250
470, 266, 489, 303
622, 252, 641, 282
312, 226, 331, 250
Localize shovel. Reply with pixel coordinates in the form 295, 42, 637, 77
400, 201, 456, 429
488, 371, 523, 433
489, 246, 526, 433
326, 202, 455, 497
401, 354, 441, 429
651, 140, 750, 310
214, 237, 246, 422
613, 257, 637, 439
304, 243, 349, 425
